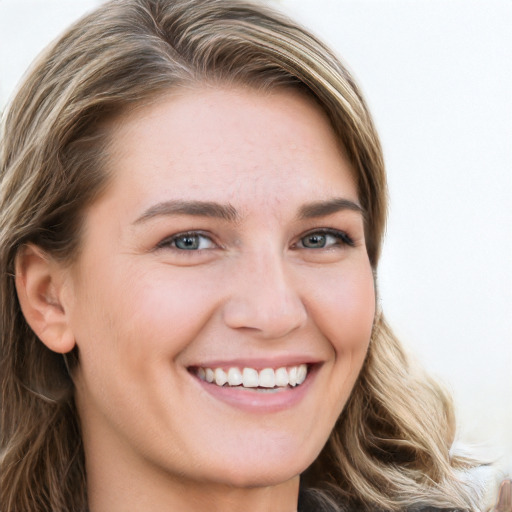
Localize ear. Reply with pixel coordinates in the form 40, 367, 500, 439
15, 244, 76, 354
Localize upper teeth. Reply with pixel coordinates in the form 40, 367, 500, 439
196, 364, 308, 388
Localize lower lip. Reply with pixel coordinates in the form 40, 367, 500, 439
192, 366, 318, 413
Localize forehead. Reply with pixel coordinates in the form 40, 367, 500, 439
103, 86, 358, 215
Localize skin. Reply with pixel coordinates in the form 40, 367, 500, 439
18, 86, 375, 511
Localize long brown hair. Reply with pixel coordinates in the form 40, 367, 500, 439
0, 1, 481, 510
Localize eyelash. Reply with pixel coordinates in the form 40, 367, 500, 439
293, 229, 355, 250
156, 231, 216, 251
156, 228, 354, 252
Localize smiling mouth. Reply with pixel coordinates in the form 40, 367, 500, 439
190, 364, 309, 391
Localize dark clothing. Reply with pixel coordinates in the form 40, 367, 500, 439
297, 487, 459, 512
297, 487, 350, 512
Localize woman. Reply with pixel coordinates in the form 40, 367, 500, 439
0, 0, 491, 510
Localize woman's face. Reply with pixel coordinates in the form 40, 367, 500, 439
64, 87, 375, 493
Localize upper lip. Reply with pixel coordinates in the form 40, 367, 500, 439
187, 356, 322, 370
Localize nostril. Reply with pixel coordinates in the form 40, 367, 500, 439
222, 294, 307, 338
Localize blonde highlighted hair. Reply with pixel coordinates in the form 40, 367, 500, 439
0, 1, 481, 510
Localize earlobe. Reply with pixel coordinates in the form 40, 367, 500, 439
15, 244, 76, 354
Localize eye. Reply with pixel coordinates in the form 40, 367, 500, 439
157, 232, 216, 251
296, 229, 354, 249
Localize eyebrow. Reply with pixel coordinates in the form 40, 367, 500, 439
298, 198, 364, 219
133, 197, 364, 225
133, 200, 239, 224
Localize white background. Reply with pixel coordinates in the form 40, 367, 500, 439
1, 0, 510, 475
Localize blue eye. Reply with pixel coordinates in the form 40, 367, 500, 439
298, 230, 354, 249
158, 232, 215, 251
175, 234, 201, 250
301, 233, 328, 249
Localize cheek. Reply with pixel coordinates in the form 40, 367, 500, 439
70, 264, 222, 435
304, 261, 375, 412
69, 253, 232, 396
299, 261, 375, 433
119, 266, 224, 356
307, 262, 376, 355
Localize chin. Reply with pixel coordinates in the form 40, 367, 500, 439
212, 467, 301, 489
200, 447, 317, 489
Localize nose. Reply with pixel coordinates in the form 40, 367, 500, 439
222, 252, 308, 339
